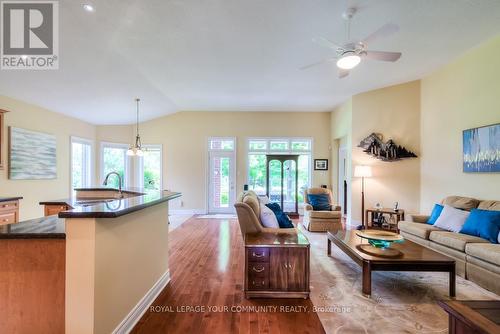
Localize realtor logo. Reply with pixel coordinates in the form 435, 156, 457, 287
1, 1, 58, 69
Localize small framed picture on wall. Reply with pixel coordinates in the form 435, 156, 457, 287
314, 159, 328, 171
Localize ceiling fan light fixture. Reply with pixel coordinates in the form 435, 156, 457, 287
336, 53, 361, 70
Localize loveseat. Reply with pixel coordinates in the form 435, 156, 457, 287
398, 196, 500, 295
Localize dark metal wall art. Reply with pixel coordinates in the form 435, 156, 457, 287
358, 133, 417, 162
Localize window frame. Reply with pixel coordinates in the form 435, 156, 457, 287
246, 137, 313, 193
137, 144, 163, 190
99, 141, 131, 187
70, 136, 94, 193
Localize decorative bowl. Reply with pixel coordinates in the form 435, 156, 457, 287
355, 230, 404, 249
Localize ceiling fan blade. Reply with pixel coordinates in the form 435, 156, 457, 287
299, 57, 336, 70
364, 50, 402, 62
361, 23, 399, 46
338, 68, 349, 79
312, 37, 343, 50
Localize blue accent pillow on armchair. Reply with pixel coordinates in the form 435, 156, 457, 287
460, 209, 500, 243
265, 203, 294, 228
427, 204, 444, 225
307, 194, 331, 211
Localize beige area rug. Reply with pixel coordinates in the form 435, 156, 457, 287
169, 214, 193, 231
299, 225, 499, 334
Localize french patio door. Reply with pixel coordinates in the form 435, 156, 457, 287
208, 151, 236, 213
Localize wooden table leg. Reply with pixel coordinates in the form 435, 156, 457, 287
327, 238, 331, 256
362, 261, 371, 297
449, 265, 456, 297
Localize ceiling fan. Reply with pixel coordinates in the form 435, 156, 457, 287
301, 7, 402, 78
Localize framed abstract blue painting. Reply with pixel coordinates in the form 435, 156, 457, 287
463, 123, 500, 173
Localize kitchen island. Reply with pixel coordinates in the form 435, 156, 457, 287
0, 189, 180, 334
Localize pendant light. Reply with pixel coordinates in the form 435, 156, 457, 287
127, 98, 144, 156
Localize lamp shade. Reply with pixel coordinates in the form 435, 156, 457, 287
354, 165, 372, 178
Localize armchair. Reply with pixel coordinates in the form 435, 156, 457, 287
303, 188, 342, 232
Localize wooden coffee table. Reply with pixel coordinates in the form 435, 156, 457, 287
327, 229, 456, 297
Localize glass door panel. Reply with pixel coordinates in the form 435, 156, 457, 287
208, 152, 235, 213
283, 160, 297, 213
268, 160, 282, 203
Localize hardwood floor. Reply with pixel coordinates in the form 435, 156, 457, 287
132, 217, 325, 334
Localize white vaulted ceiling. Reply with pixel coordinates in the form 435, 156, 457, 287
1, 0, 500, 124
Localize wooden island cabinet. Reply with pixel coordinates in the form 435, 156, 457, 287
0, 197, 22, 225
245, 232, 310, 299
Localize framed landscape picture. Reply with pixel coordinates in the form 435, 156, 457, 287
463, 123, 500, 173
9, 127, 57, 179
314, 159, 328, 171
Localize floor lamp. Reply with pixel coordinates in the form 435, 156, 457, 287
354, 165, 372, 230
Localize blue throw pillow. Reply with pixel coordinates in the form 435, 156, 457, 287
265, 203, 294, 228
427, 204, 444, 225
307, 194, 331, 211
460, 209, 500, 243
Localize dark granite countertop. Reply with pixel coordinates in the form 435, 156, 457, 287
0, 215, 65, 239
0, 196, 23, 203
40, 188, 181, 218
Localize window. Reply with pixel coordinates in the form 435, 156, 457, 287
71, 137, 93, 191
247, 138, 312, 201
209, 138, 235, 151
100, 142, 129, 187
142, 145, 162, 190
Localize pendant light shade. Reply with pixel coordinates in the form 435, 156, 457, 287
127, 98, 144, 156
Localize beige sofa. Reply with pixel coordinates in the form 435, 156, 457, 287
303, 188, 342, 232
234, 191, 297, 239
398, 196, 500, 295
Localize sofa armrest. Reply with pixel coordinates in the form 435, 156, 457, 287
304, 204, 313, 211
407, 214, 430, 224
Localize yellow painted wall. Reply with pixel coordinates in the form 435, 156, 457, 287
420, 35, 500, 212
330, 98, 352, 218
351, 81, 421, 224
137, 111, 332, 212
0, 95, 96, 220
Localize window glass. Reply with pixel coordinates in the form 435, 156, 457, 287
210, 139, 234, 150
143, 147, 161, 190
248, 154, 266, 194
71, 139, 92, 190
249, 140, 267, 151
102, 146, 126, 188
291, 141, 310, 151
269, 141, 288, 151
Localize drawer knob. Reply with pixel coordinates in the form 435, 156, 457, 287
252, 266, 265, 273
252, 252, 265, 258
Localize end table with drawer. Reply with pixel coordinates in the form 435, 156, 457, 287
244, 231, 310, 299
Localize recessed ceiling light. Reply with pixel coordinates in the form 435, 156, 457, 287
83, 4, 95, 12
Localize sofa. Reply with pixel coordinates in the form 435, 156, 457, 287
303, 188, 342, 232
398, 196, 500, 295
234, 191, 297, 239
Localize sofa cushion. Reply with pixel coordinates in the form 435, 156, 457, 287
265, 203, 294, 228
429, 231, 488, 251
441, 196, 480, 211
433, 205, 470, 232
242, 191, 260, 217
307, 193, 331, 211
398, 221, 441, 239
465, 243, 500, 266
427, 204, 444, 225
259, 204, 279, 228
477, 200, 500, 211
309, 210, 341, 219
460, 208, 500, 243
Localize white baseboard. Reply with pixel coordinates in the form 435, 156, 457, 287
169, 209, 206, 215
112, 270, 171, 334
